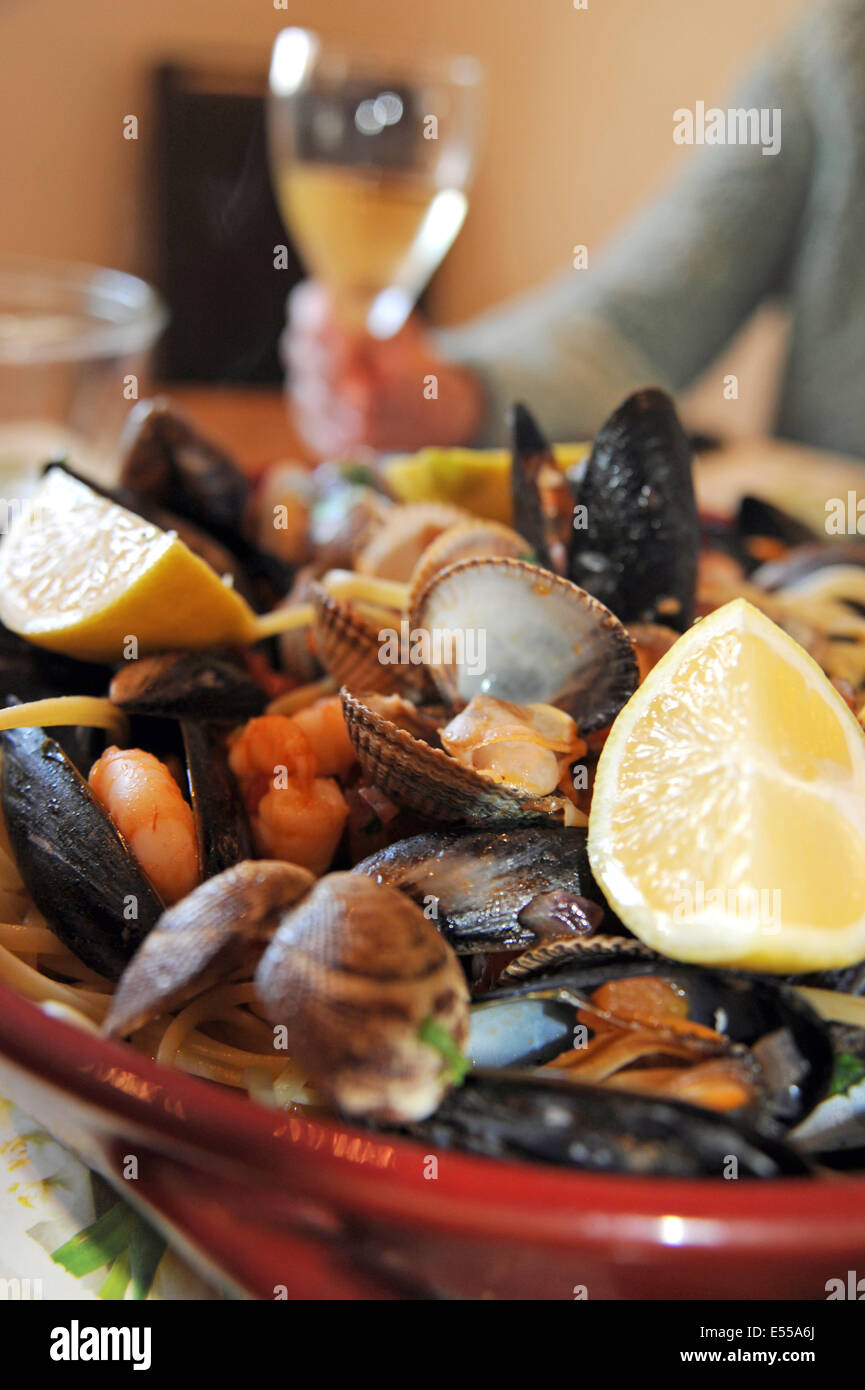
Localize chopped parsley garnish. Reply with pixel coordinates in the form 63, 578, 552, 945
829, 1053, 865, 1097
340, 464, 374, 486
417, 1016, 470, 1085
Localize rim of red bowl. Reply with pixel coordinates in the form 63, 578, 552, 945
1, 979, 864, 1253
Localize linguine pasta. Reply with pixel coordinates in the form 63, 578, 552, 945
0, 801, 311, 1103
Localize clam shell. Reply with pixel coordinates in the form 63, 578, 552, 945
341, 689, 564, 825
255, 872, 470, 1122
411, 557, 638, 734
278, 565, 326, 686
355, 501, 468, 582
499, 933, 656, 982
312, 586, 429, 698
407, 519, 529, 614
104, 859, 314, 1037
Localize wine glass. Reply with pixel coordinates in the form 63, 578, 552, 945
268, 28, 483, 339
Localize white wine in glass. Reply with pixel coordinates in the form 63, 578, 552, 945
268, 29, 483, 338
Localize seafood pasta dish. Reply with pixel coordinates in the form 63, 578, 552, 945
2, 388, 865, 1180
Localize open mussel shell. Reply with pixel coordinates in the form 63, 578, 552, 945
104, 859, 314, 1037
312, 586, 430, 699
0, 619, 110, 703
569, 388, 699, 632
407, 1068, 811, 1177
467, 949, 834, 1135
342, 689, 564, 825
509, 403, 576, 575
353, 826, 618, 954
410, 557, 638, 734
118, 400, 292, 603
0, 724, 163, 979
255, 872, 470, 1123
181, 720, 253, 877
735, 495, 818, 569
749, 542, 865, 601
0, 625, 113, 773
109, 651, 266, 722
119, 398, 252, 540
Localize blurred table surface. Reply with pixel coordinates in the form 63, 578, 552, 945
166, 385, 303, 478
166, 384, 865, 527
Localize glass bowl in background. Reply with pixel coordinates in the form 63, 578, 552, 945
0, 255, 167, 496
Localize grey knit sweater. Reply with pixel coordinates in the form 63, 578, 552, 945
436, 0, 865, 458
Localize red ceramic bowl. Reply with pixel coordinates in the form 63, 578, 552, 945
1, 978, 864, 1300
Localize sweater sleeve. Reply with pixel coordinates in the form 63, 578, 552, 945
434, 22, 815, 445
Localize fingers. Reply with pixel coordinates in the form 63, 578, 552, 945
282, 280, 480, 455
286, 279, 365, 370
288, 353, 375, 458
286, 278, 331, 334
284, 280, 368, 455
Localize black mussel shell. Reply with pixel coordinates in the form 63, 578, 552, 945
735, 496, 818, 570
407, 1068, 811, 1177
509, 403, 575, 575
569, 388, 699, 631
353, 826, 618, 954
118, 399, 292, 603
0, 725, 163, 978
110, 651, 266, 723
181, 720, 252, 878
119, 398, 251, 539
0, 636, 112, 774
469, 952, 834, 1135
749, 542, 865, 595
0, 621, 109, 704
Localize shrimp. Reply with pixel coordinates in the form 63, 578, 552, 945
88, 746, 200, 906
254, 779, 348, 876
228, 714, 317, 813
228, 714, 348, 876
290, 696, 357, 778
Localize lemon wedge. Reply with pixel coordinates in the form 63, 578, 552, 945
588, 597, 865, 973
0, 466, 264, 662
383, 443, 589, 526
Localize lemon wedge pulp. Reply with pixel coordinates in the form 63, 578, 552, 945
588, 597, 865, 973
0, 467, 262, 662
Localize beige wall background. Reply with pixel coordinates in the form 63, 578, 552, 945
0, 0, 810, 430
